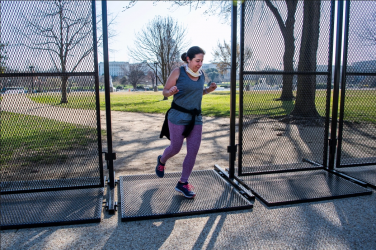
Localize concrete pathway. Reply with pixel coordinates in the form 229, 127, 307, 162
1, 93, 98, 127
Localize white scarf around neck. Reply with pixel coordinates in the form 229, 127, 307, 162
185, 64, 202, 77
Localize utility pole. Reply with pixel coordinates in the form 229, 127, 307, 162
154, 61, 158, 92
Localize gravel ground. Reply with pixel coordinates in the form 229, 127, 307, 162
1, 189, 376, 249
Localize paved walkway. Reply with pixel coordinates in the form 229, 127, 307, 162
1, 93, 97, 127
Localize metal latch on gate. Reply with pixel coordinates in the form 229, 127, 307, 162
104, 152, 117, 160
227, 144, 238, 154
227, 144, 238, 161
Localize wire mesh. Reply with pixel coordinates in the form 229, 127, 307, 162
242, 1, 331, 73
239, 1, 332, 174
337, 0, 376, 167
120, 170, 253, 221
0, 1, 103, 192
336, 165, 376, 189
0, 1, 95, 74
1, 187, 104, 229
240, 170, 371, 206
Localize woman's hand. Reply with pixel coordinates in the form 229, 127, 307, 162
168, 86, 179, 96
208, 82, 217, 93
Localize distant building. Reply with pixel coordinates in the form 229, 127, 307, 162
201, 63, 217, 71
349, 60, 376, 87
98, 61, 129, 77
351, 60, 376, 73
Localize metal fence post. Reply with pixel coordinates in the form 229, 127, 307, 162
328, 0, 344, 170
228, 1, 238, 179
238, 1, 245, 177
92, 0, 105, 188
335, 0, 350, 168
101, 0, 117, 213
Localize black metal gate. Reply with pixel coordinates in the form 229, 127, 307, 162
335, 0, 376, 188
0, 0, 104, 229
235, 0, 371, 206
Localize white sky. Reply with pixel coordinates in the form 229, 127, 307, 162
98, 1, 232, 64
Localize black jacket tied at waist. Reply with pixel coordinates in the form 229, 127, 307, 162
160, 102, 201, 140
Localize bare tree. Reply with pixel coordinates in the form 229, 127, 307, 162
211, 40, 253, 75
0, 43, 6, 74
124, 1, 323, 115
15, 0, 116, 103
122, 63, 147, 90
358, 12, 376, 47
204, 68, 221, 83
128, 16, 187, 100
126, 1, 296, 100
146, 70, 157, 90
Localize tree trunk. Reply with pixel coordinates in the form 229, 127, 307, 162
291, 0, 321, 117
265, 0, 297, 101
60, 76, 68, 103
279, 1, 297, 101
280, 32, 295, 100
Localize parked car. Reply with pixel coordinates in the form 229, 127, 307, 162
132, 86, 147, 91
1, 87, 25, 94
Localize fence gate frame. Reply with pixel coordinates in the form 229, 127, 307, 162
101, 0, 255, 222
230, 0, 372, 206
334, 0, 376, 189
1, 0, 105, 229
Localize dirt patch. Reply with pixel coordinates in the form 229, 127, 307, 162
102, 111, 376, 177
101, 111, 232, 177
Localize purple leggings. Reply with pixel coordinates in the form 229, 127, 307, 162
160, 120, 202, 183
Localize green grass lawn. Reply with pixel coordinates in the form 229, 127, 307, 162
242, 90, 329, 117
340, 89, 376, 123
28, 92, 96, 110
27, 89, 376, 123
0, 112, 102, 169
107, 91, 237, 117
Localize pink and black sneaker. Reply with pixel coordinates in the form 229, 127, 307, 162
155, 155, 165, 178
175, 182, 196, 198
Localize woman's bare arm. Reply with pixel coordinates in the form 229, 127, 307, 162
162, 68, 180, 98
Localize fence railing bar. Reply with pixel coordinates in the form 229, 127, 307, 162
243, 71, 330, 75
345, 72, 376, 76
0, 72, 96, 77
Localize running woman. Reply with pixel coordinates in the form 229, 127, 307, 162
157, 46, 217, 198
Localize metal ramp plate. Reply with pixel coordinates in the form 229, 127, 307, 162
120, 170, 253, 221
1, 188, 104, 229
0, 178, 101, 193
336, 166, 376, 189
339, 157, 376, 167
238, 170, 372, 206
238, 162, 322, 175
